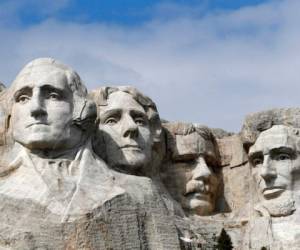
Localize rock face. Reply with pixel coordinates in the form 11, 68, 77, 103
0, 58, 299, 249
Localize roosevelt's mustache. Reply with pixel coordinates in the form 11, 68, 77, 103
185, 180, 211, 196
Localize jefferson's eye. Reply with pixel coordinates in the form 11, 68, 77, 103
16, 95, 30, 104
104, 117, 118, 125
274, 153, 291, 161
134, 117, 145, 126
252, 158, 263, 166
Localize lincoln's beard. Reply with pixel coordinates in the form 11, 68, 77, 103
256, 190, 296, 217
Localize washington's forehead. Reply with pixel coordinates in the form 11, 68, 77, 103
250, 126, 297, 154
102, 91, 145, 113
13, 68, 69, 92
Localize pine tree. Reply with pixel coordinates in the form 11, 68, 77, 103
216, 229, 233, 250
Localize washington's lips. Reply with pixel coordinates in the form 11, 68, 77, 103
120, 144, 142, 149
262, 186, 285, 199
26, 122, 48, 128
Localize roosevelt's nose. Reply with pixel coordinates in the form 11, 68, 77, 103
122, 114, 138, 138
30, 91, 46, 118
192, 156, 212, 181
260, 155, 277, 181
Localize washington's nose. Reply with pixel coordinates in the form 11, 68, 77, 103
260, 155, 277, 181
122, 114, 138, 138
192, 157, 212, 181
30, 93, 46, 118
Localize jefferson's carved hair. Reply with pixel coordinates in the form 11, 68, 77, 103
90, 86, 162, 144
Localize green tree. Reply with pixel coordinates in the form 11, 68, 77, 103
216, 229, 233, 250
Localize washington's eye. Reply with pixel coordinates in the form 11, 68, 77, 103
48, 92, 61, 100
134, 117, 146, 126
104, 117, 118, 125
252, 158, 263, 166
274, 153, 291, 161
16, 95, 30, 103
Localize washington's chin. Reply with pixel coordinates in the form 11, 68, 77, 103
15, 133, 74, 150
17, 139, 65, 150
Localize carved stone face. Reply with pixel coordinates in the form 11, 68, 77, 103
249, 125, 300, 216
98, 91, 152, 173
11, 66, 81, 151
164, 132, 219, 215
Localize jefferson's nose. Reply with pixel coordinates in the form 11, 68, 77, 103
122, 114, 138, 138
30, 92, 46, 118
192, 156, 212, 181
260, 155, 277, 181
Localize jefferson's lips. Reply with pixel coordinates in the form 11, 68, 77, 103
262, 187, 285, 199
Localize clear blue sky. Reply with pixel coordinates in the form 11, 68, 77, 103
14, 0, 270, 27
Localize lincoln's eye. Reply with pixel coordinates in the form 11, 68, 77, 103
252, 158, 263, 166
105, 117, 118, 125
274, 153, 291, 161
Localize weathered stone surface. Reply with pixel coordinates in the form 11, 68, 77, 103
0, 58, 181, 250
161, 122, 221, 217
241, 109, 300, 249
1, 58, 299, 249
217, 134, 248, 168
241, 108, 300, 148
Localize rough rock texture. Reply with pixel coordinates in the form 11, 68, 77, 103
0, 58, 299, 249
241, 108, 300, 147
0, 82, 5, 92
0, 58, 181, 250
241, 109, 300, 249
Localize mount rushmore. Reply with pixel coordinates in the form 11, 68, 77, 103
0, 58, 299, 249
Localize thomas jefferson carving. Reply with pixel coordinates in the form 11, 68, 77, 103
90, 86, 162, 176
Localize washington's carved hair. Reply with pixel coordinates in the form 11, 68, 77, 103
90, 86, 162, 144
10, 58, 87, 99
3, 58, 96, 136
